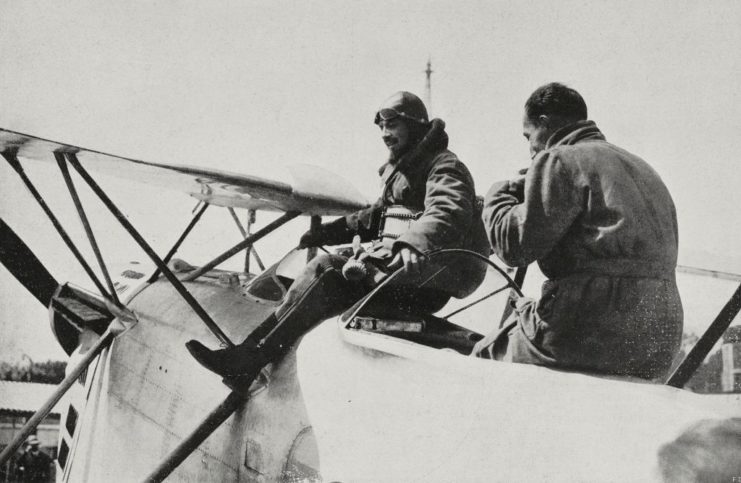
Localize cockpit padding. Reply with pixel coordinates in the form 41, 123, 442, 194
383, 314, 484, 354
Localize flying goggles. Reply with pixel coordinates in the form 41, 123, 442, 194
374, 108, 429, 125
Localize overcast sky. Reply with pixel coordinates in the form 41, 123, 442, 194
2, 0, 740, 360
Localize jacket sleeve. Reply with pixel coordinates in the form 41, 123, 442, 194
482, 151, 581, 267
394, 156, 476, 253
302, 198, 383, 247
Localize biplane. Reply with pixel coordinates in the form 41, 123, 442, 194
0, 127, 739, 482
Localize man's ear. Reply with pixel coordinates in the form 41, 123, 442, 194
538, 114, 550, 127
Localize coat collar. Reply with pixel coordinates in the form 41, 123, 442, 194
379, 118, 449, 181
546, 120, 605, 149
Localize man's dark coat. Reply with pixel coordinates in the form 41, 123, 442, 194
478, 120, 683, 379
315, 119, 489, 298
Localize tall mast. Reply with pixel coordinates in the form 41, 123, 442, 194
424, 57, 433, 111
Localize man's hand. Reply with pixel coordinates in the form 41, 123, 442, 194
387, 246, 425, 275
298, 229, 321, 249
297, 217, 353, 249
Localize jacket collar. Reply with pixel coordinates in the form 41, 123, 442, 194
546, 120, 605, 149
379, 118, 449, 180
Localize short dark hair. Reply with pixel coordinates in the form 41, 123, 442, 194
525, 83, 587, 124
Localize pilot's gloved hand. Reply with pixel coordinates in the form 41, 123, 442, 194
298, 230, 322, 249
297, 217, 353, 249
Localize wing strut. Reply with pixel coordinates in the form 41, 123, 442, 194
65, 153, 235, 347
0, 217, 59, 306
141, 392, 245, 482
148, 201, 210, 283
0, 315, 133, 467
181, 210, 300, 283
227, 207, 265, 272
1, 149, 115, 301
141, 213, 304, 481
246, 210, 266, 271
666, 282, 741, 387
56, 152, 121, 306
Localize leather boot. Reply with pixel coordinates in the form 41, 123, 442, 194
186, 313, 281, 379
186, 264, 352, 379
185, 338, 269, 378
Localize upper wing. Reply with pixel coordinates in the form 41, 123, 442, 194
0, 128, 368, 216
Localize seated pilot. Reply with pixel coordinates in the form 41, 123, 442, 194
186, 91, 488, 383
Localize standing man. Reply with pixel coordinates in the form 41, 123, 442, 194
15, 436, 51, 482
187, 91, 488, 382
474, 82, 683, 380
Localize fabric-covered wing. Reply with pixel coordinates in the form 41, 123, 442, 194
0, 128, 368, 216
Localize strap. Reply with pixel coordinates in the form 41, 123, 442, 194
378, 205, 422, 241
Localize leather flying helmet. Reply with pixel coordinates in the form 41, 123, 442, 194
374, 91, 429, 125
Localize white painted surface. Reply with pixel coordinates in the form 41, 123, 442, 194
298, 320, 738, 482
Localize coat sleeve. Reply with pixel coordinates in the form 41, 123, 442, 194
482, 151, 582, 267
302, 198, 383, 247
394, 156, 476, 253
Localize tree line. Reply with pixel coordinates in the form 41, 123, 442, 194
0, 360, 67, 384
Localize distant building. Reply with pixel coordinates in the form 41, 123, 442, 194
0, 381, 65, 482
680, 325, 741, 394
721, 326, 741, 392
